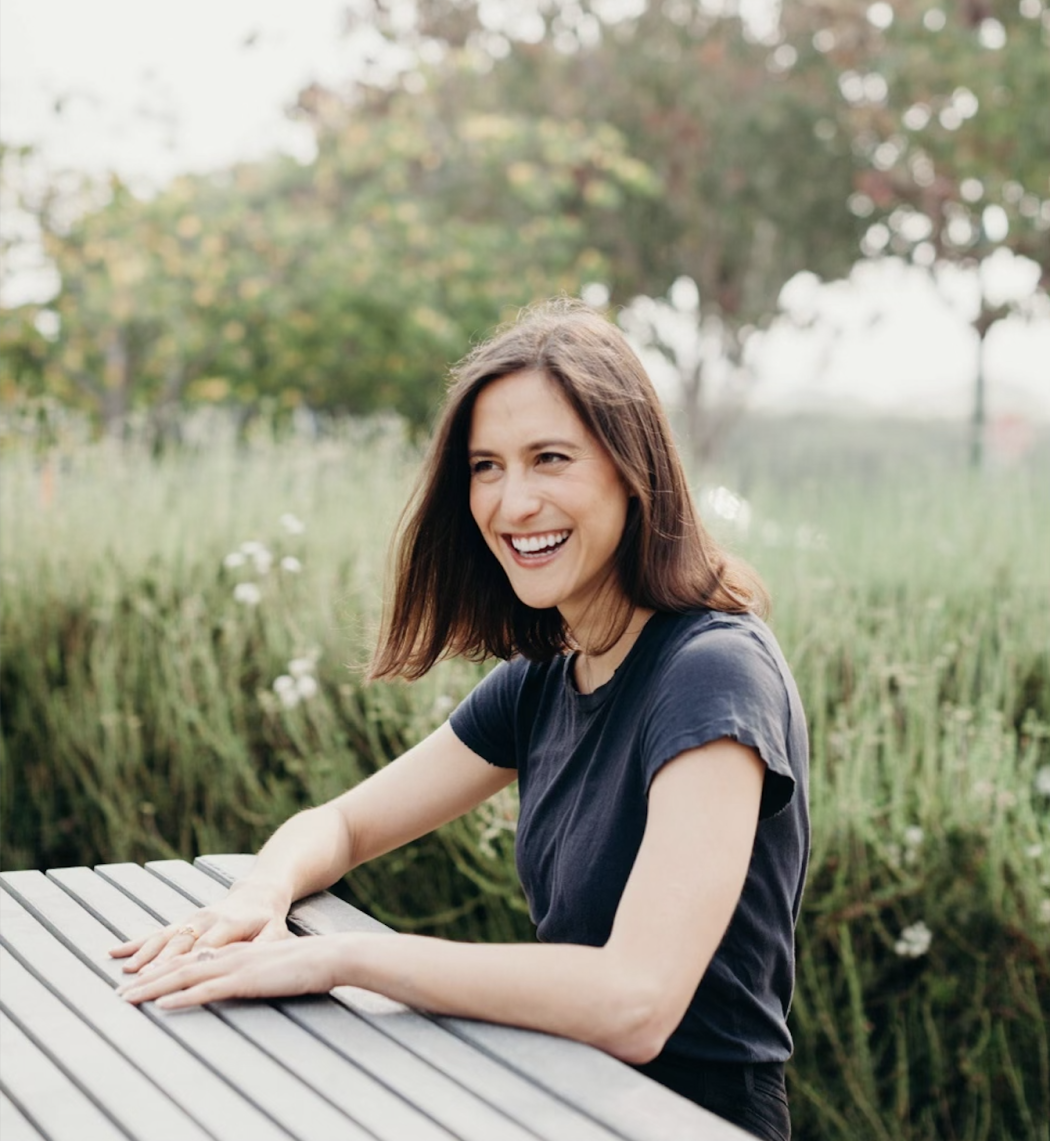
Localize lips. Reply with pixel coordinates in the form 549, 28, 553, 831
507, 530, 570, 558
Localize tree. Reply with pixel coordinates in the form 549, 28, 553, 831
780, 0, 1050, 464
348, 0, 866, 463
3, 79, 657, 435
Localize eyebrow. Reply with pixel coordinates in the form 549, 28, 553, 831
467, 438, 579, 458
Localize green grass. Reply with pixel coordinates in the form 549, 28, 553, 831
2, 408, 1048, 1139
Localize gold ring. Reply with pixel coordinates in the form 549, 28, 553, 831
176, 925, 199, 940
196, 948, 216, 962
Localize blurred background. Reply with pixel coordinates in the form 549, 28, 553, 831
1, 3, 1048, 1139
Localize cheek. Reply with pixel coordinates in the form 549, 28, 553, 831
469, 484, 492, 533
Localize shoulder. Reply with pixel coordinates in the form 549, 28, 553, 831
650, 610, 790, 693
637, 610, 806, 819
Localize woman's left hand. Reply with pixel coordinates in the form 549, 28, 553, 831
116, 933, 342, 1010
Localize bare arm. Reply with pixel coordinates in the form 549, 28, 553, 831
119, 738, 764, 1064
113, 721, 515, 968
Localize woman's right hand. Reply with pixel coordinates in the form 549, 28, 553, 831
109, 879, 292, 975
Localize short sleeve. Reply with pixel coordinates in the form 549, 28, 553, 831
641, 624, 797, 819
448, 658, 525, 769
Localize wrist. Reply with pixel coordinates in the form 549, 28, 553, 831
227, 876, 292, 916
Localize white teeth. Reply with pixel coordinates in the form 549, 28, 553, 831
511, 530, 569, 554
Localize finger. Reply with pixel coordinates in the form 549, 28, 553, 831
118, 950, 229, 1003
156, 975, 240, 1010
109, 934, 150, 959
148, 923, 207, 967
125, 922, 203, 974
120, 929, 179, 973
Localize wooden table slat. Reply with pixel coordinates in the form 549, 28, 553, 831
0, 1089, 47, 1141
0, 885, 291, 1141
0, 1013, 127, 1141
155, 859, 619, 1141
196, 854, 745, 1141
0, 949, 214, 1141
3, 871, 386, 1141
109, 861, 546, 1141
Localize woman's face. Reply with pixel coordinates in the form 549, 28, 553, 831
468, 369, 630, 635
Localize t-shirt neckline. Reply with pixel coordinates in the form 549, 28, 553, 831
564, 611, 670, 711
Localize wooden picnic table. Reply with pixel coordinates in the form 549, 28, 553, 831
0, 853, 748, 1140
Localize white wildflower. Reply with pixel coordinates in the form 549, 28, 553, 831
973, 779, 995, 801
894, 920, 932, 958
280, 556, 302, 574
240, 540, 266, 556
250, 547, 273, 575
1035, 766, 1050, 798
233, 582, 262, 606
702, 486, 752, 533
432, 694, 456, 719
295, 675, 319, 701
902, 826, 924, 867
273, 667, 319, 707
273, 675, 300, 709
280, 513, 305, 535
1026, 843, 1044, 860
223, 551, 247, 569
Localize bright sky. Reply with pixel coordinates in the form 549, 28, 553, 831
2, 0, 1048, 423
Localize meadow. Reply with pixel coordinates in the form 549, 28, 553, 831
2, 407, 1048, 1140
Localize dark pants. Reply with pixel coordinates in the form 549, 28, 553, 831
634, 1055, 791, 1141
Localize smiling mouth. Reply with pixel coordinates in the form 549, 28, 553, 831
508, 530, 570, 558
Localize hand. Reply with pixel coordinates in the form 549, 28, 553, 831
109, 880, 292, 975
116, 934, 343, 1010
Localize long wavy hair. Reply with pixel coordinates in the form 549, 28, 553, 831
368, 299, 767, 680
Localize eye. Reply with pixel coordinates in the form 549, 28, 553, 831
469, 458, 499, 478
536, 451, 570, 467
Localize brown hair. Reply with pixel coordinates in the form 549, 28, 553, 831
368, 299, 768, 680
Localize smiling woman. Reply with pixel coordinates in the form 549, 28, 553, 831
114, 300, 808, 1141
467, 369, 631, 641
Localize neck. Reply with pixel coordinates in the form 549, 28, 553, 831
571, 607, 654, 694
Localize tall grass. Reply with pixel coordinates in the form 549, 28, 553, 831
2, 409, 1048, 1139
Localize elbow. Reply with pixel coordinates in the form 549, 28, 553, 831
595, 978, 680, 1065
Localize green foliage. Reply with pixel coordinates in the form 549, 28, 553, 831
1, 87, 656, 436
2, 415, 1048, 1138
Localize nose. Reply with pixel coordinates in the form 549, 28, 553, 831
499, 467, 541, 524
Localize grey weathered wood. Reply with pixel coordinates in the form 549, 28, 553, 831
3, 870, 374, 1141
161, 858, 619, 1141
0, 1013, 127, 1141
119, 860, 545, 1141
0, 885, 289, 1141
0, 949, 214, 1141
0, 1091, 46, 1141
196, 854, 745, 1141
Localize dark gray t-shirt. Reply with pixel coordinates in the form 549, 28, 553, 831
449, 608, 810, 1065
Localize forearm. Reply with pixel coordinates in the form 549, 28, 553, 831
233, 803, 353, 913
325, 932, 666, 1063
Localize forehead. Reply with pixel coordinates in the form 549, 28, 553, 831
468, 370, 584, 442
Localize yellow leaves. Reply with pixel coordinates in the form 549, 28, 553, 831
176, 215, 203, 239
222, 321, 245, 343
238, 279, 266, 302
187, 376, 231, 403
192, 284, 217, 307
582, 179, 621, 209
507, 161, 539, 187
460, 115, 517, 143
411, 306, 454, 339
109, 254, 147, 288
